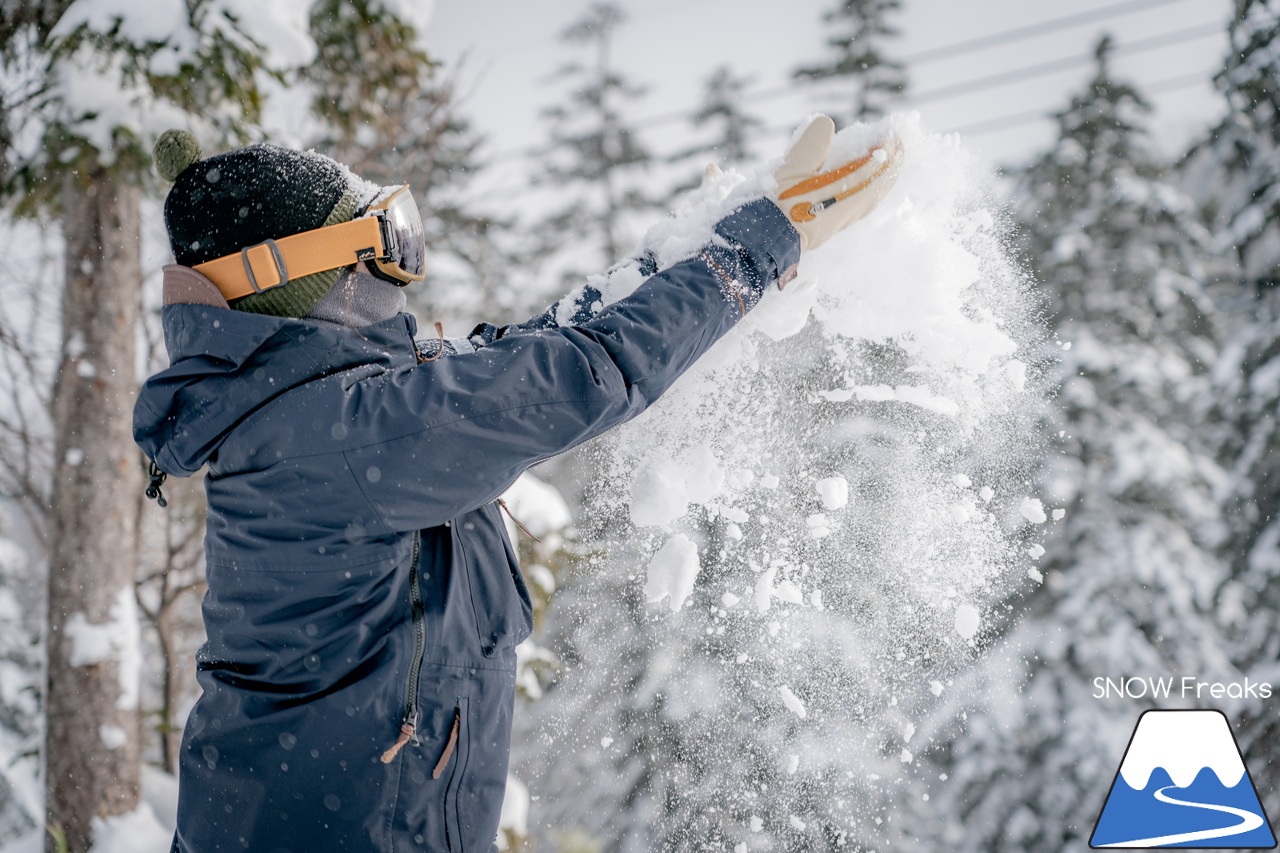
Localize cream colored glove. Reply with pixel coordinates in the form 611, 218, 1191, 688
772, 115, 903, 251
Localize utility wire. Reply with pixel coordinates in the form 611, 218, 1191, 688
941, 69, 1218, 137
907, 21, 1221, 105
485, 18, 1223, 164
901, 0, 1194, 65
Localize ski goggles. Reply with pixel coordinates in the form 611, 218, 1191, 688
194, 184, 427, 301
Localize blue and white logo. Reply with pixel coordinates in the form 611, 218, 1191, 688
1091, 709, 1276, 848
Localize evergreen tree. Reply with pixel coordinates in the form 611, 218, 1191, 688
679, 65, 762, 167
304, 0, 521, 327
0, 4, 291, 848
538, 2, 653, 274
1189, 0, 1280, 812
896, 39, 1230, 851
794, 0, 908, 124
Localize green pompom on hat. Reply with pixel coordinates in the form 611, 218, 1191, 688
152, 130, 359, 319
153, 129, 203, 182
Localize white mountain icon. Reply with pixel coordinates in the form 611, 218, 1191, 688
1119, 711, 1245, 790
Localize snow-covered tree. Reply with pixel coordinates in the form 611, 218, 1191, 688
679, 65, 762, 168
537, 2, 653, 275
305, 0, 521, 327
897, 38, 1231, 852
0, 3, 310, 849
1187, 0, 1280, 810
794, 0, 908, 124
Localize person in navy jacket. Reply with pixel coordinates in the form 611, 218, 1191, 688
135, 116, 899, 852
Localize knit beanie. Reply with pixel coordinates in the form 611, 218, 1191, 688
154, 129, 362, 319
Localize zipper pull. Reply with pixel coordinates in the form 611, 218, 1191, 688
380, 715, 417, 764
432, 708, 461, 779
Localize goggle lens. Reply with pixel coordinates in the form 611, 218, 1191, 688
384, 190, 426, 282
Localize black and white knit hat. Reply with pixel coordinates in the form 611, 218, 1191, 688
153, 129, 362, 318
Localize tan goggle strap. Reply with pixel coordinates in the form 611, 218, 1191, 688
192, 216, 385, 303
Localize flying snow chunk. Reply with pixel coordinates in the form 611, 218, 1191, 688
952, 474, 971, 488
786, 754, 799, 775
929, 680, 944, 697
954, 604, 980, 640
1052, 508, 1066, 520
629, 456, 689, 528
806, 513, 833, 538
815, 476, 849, 510
754, 564, 778, 613
1019, 497, 1047, 524
644, 534, 701, 611
750, 816, 763, 833
778, 684, 807, 719
773, 580, 804, 605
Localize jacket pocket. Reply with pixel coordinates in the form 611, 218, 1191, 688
442, 697, 470, 852
452, 504, 533, 657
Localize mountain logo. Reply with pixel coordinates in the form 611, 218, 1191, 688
1091, 709, 1276, 848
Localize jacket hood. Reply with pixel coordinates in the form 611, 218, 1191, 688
134, 304, 419, 477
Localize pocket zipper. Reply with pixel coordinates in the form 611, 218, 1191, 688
380, 531, 426, 763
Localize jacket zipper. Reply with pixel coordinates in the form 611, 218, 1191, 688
380, 530, 426, 764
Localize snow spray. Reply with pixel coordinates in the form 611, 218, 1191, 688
519, 114, 1048, 850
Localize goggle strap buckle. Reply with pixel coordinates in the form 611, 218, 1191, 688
240, 239, 288, 294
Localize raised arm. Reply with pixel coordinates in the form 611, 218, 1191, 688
342, 199, 799, 531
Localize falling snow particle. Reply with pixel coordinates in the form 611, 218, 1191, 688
1019, 497, 1047, 524
644, 534, 701, 612
954, 604, 980, 640
778, 685, 807, 719
815, 476, 849, 510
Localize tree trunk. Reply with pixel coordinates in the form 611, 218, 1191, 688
45, 168, 142, 853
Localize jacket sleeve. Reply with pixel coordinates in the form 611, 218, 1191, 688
344, 199, 800, 532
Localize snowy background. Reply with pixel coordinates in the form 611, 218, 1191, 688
0, 0, 1278, 851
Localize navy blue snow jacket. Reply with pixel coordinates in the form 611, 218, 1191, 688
133, 199, 799, 853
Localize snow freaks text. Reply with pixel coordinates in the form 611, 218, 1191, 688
1092, 677, 1274, 701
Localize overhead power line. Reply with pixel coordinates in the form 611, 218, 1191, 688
941, 69, 1218, 137
901, 0, 1192, 65
500, 20, 1222, 159
907, 21, 1222, 105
